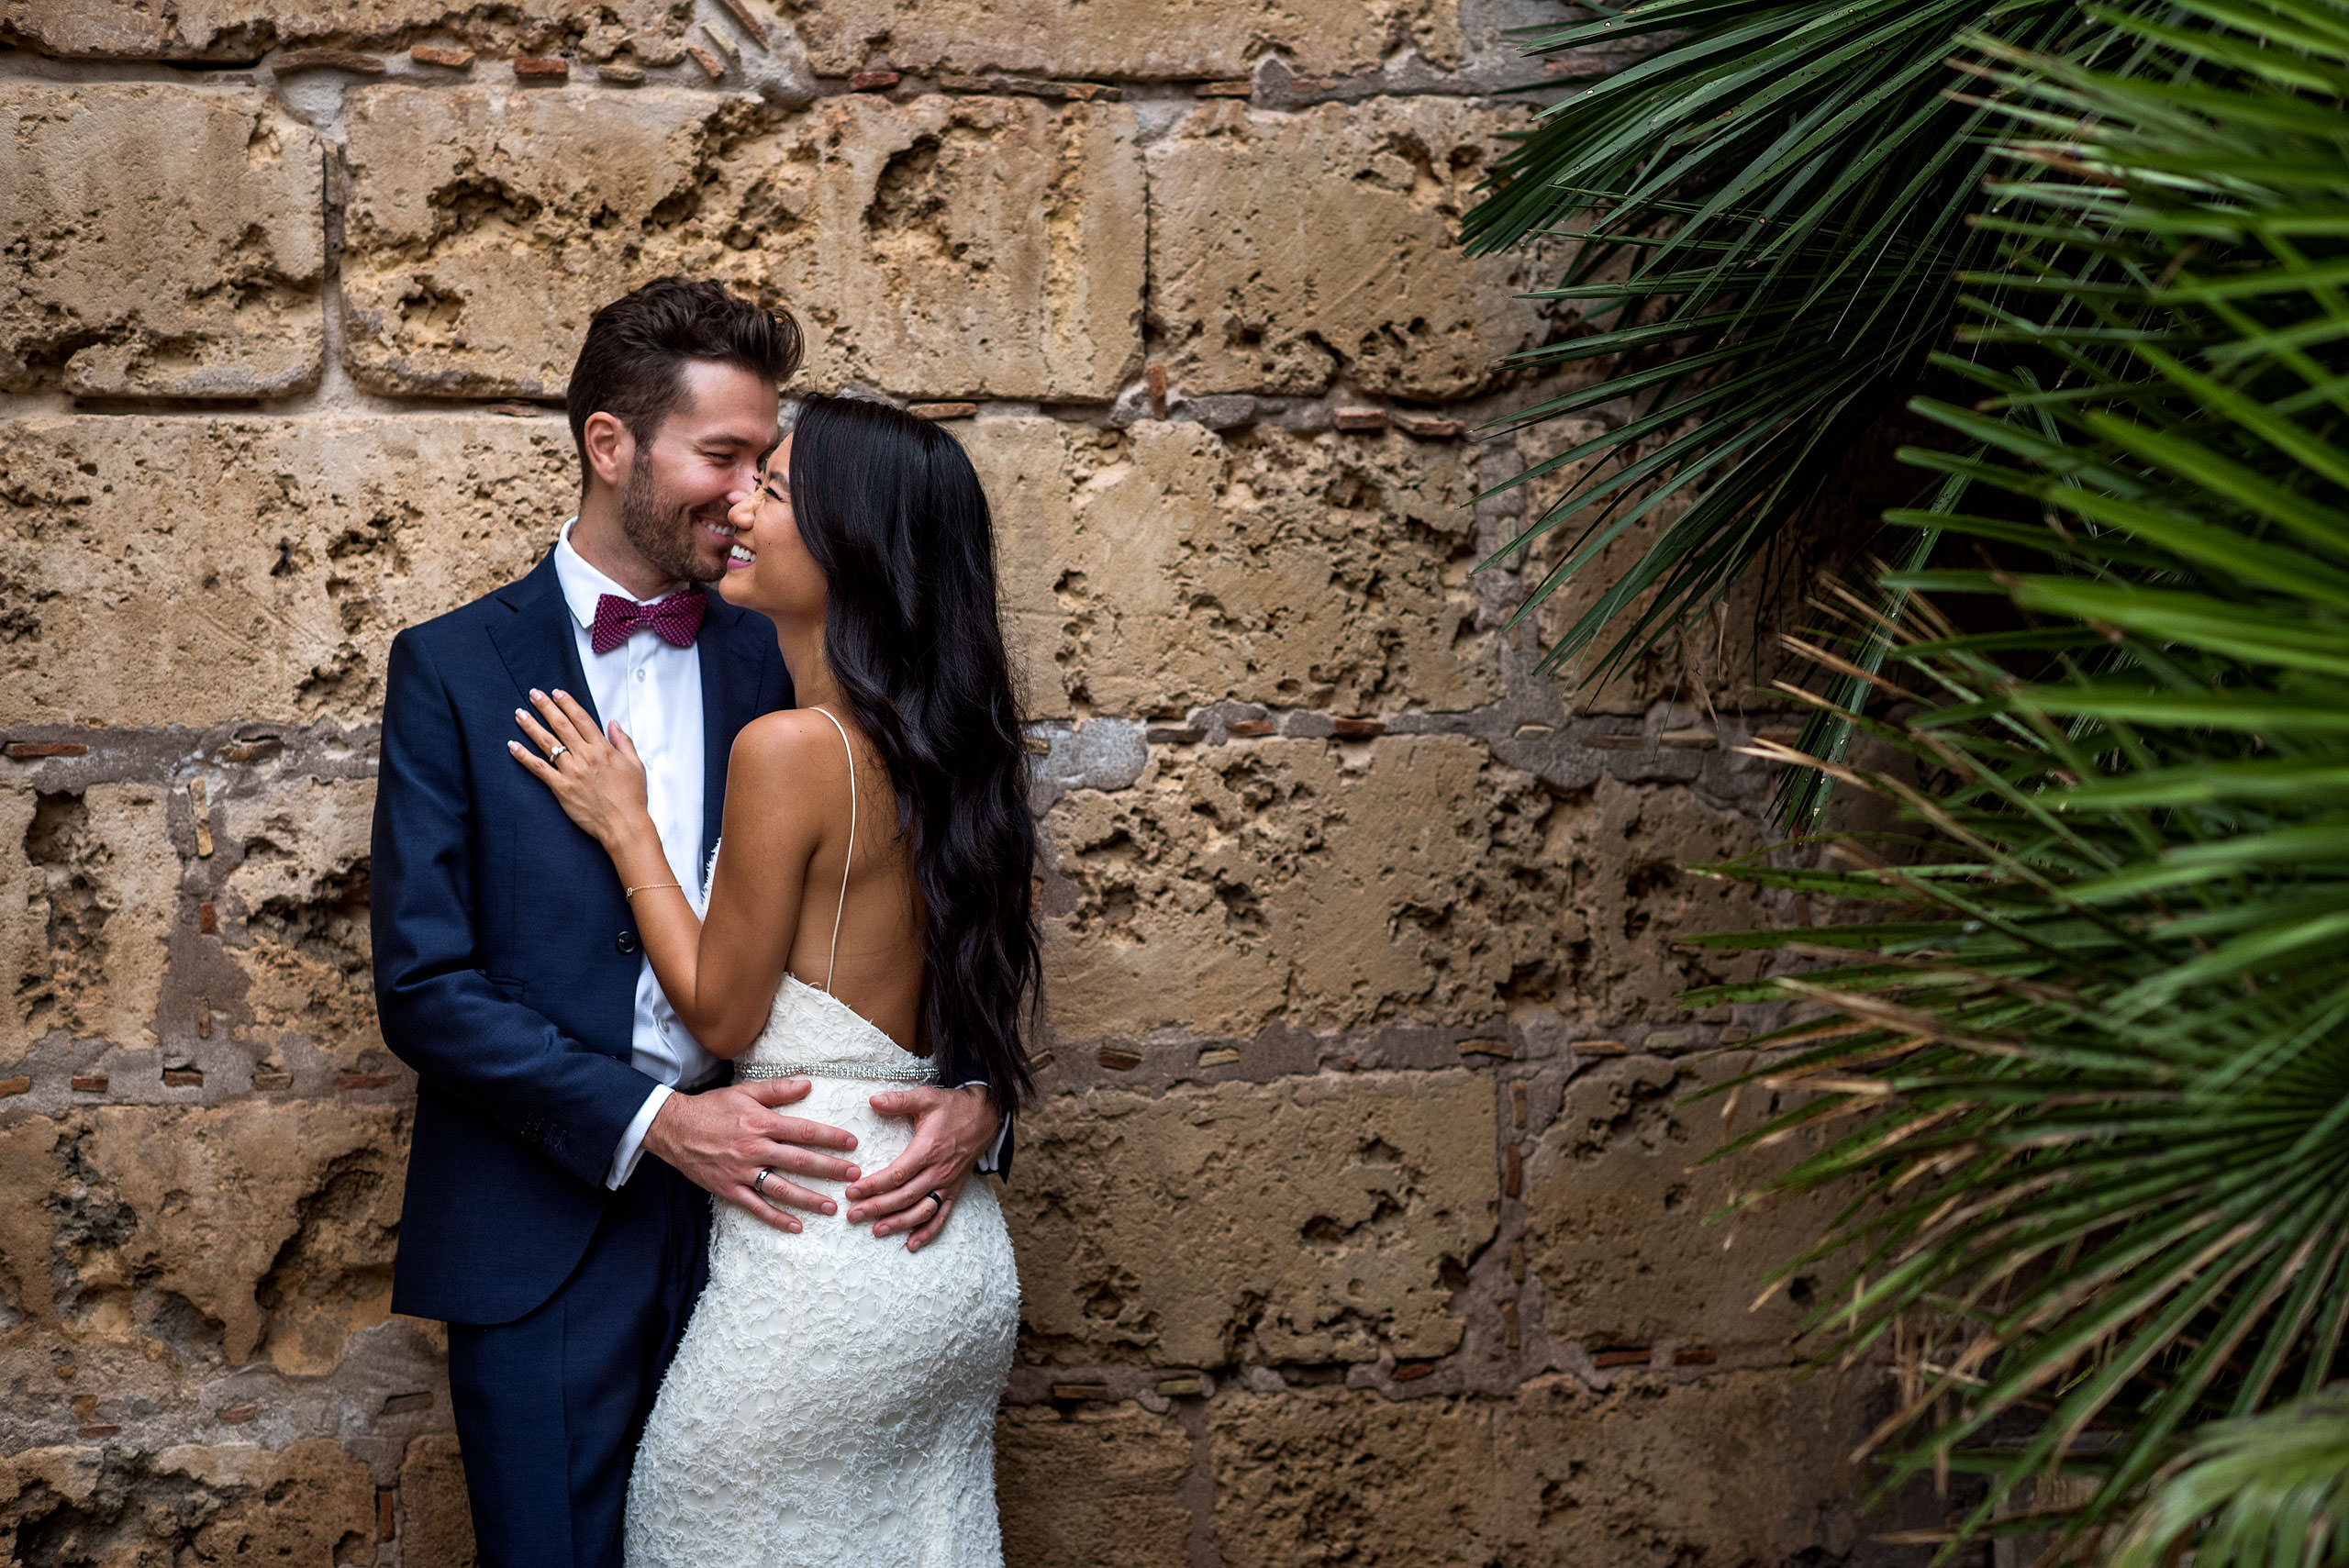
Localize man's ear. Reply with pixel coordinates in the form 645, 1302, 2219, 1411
583, 410, 635, 493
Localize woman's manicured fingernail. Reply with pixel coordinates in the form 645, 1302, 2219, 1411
529, 688, 544, 699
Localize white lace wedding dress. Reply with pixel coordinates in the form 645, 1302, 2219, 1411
624, 712, 1019, 1567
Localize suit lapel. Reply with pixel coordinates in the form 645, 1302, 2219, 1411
698, 592, 768, 865
484, 552, 601, 731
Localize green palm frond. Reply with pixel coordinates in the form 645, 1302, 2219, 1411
2106, 1388, 2349, 1568
1457, 0, 2295, 843
1677, 0, 2349, 1556
1462, 0, 2139, 697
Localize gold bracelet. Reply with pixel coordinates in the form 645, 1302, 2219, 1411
624, 880, 682, 899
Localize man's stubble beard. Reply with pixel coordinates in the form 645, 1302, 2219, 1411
618, 449, 722, 586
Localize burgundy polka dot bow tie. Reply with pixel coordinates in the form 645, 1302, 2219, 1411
590, 591, 707, 656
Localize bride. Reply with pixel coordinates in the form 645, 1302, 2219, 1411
507, 394, 1039, 1565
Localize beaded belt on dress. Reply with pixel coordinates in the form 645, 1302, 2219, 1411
735, 1057, 940, 1085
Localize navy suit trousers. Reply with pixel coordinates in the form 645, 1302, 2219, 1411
445, 1159, 710, 1568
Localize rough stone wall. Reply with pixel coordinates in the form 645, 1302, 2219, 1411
0, 6, 1934, 1564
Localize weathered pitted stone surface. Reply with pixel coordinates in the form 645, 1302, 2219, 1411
1208, 1391, 1508, 1565
402, 1431, 478, 1568
0, 1440, 377, 1564
224, 777, 379, 1067
340, 87, 1143, 399
996, 1404, 1194, 1568
975, 419, 1493, 720
0, 1117, 68, 1327
1043, 737, 1551, 1038
0, 83, 325, 397
1510, 1370, 1886, 1566
11, 783, 177, 1051
0, 1446, 103, 1564
154, 1440, 379, 1563
0, 0, 695, 62
1535, 773, 1775, 1028
1150, 99, 1550, 400
786, 0, 1464, 78
0, 415, 575, 728
1208, 1371, 1885, 1567
1513, 414, 1777, 714
1004, 1073, 1496, 1366
1, 787, 46, 1062
1524, 1054, 1843, 1351
51, 1103, 406, 1370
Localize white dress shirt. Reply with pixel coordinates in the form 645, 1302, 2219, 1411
554, 522, 1009, 1187
551, 522, 717, 1190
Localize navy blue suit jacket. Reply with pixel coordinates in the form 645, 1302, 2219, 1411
372, 553, 793, 1326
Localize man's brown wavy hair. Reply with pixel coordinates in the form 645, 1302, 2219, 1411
565, 276, 803, 494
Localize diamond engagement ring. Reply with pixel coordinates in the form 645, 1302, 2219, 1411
547, 743, 570, 762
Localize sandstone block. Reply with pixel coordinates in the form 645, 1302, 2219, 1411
0, 1438, 374, 1562
56, 1102, 407, 1371
1042, 737, 1550, 1038
224, 777, 380, 1067
1523, 1053, 1846, 1352
402, 1431, 478, 1568
0, 0, 695, 63
0, 1445, 103, 1564
1208, 1370, 1887, 1567
340, 87, 1142, 399
0, 83, 325, 396
996, 1404, 1192, 1568
1505, 1370, 1883, 1566
1003, 1073, 1495, 1365
787, 0, 1463, 78
1208, 1390, 1511, 1566
0, 787, 43, 1062
0, 414, 576, 728
1532, 773, 1774, 1028
153, 1440, 377, 1564
0, 1118, 67, 1327
10, 782, 177, 1050
973, 419, 1494, 721
1511, 416, 1780, 712
1150, 100, 1550, 400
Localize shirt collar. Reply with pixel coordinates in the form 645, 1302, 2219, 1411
553, 517, 682, 631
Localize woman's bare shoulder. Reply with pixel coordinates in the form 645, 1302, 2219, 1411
717, 710, 853, 855
730, 707, 855, 777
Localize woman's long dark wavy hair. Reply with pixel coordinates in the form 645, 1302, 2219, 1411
787, 395, 1040, 1108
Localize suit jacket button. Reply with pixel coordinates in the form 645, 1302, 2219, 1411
616, 930, 640, 955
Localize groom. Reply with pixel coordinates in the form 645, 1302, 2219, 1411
371, 276, 1007, 1567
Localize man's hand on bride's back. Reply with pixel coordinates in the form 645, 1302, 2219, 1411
643, 1078, 861, 1234
847, 1085, 998, 1253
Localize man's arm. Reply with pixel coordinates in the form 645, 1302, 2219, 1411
371, 629, 659, 1186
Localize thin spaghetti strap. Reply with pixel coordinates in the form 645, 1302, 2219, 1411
807, 706, 857, 993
